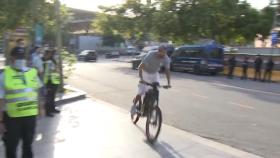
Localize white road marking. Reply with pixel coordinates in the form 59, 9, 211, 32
191, 93, 209, 100
229, 102, 255, 110
213, 83, 280, 96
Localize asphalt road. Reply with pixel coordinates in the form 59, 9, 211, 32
68, 60, 280, 158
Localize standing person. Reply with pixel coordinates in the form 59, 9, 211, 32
0, 47, 42, 158
43, 49, 61, 117
254, 54, 263, 81
263, 56, 274, 82
241, 56, 249, 80
227, 55, 236, 79
31, 46, 44, 79
31, 46, 45, 113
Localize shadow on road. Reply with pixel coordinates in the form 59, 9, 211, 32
134, 124, 185, 158
146, 141, 185, 158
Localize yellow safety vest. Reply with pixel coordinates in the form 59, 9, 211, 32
4, 66, 40, 118
44, 60, 61, 85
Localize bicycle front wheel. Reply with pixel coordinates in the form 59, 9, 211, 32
146, 106, 162, 144
131, 103, 141, 124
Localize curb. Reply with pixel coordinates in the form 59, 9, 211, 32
55, 85, 87, 106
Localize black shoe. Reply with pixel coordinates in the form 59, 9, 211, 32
46, 113, 55, 117
52, 109, 61, 114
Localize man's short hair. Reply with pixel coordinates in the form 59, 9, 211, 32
16, 38, 24, 43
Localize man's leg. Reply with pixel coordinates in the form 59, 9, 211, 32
256, 70, 260, 81
241, 69, 245, 79
135, 82, 147, 113
49, 84, 58, 112
263, 71, 267, 81
45, 81, 52, 115
268, 70, 272, 82
2, 113, 21, 158
228, 67, 232, 78
21, 116, 36, 158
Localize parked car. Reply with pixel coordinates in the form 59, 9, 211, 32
78, 50, 98, 62
105, 51, 120, 58
123, 46, 139, 55
171, 41, 224, 75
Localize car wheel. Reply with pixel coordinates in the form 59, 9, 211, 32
170, 64, 174, 72
194, 66, 201, 75
210, 72, 217, 76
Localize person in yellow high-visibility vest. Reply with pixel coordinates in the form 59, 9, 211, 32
0, 46, 42, 158
43, 49, 61, 117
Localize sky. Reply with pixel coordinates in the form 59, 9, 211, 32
61, 0, 271, 12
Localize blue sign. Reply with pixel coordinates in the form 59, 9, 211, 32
271, 32, 278, 46
35, 24, 44, 46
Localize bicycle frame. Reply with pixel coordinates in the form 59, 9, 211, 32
143, 82, 160, 116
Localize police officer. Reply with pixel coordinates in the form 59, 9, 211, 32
241, 56, 249, 80
254, 54, 263, 81
227, 55, 236, 79
263, 56, 275, 82
0, 47, 42, 158
43, 49, 61, 117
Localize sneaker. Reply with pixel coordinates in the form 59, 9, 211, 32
52, 109, 61, 114
46, 113, 55, 117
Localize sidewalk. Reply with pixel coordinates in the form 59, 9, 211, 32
0, 98, 262, 158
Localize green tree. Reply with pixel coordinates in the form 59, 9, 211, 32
93, 0, 273, 45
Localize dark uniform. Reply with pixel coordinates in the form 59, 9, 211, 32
227, 56, 236, 79
254, 56, 263, 81
43, 51, 61, 117
263, 58, 274, 82
241, 57, 249, 80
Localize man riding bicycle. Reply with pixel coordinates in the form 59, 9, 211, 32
133, 46, 171, 113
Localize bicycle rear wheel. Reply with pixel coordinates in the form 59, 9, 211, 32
146, 106, 162, 143
130, 102, 141, 124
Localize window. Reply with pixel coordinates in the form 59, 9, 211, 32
179, 47, 205, 58
208, 48, 223, 59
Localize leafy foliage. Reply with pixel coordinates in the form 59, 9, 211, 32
93, 0, 274, 45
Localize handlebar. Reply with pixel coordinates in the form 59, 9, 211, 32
140, 80, 171, 89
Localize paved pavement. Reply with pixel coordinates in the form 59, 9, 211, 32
0, 99, 262, 158
68, 61, 280, 158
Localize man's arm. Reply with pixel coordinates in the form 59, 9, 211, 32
0, 99, 5, 134
165, 68, 171, 87
164, 56, 171, 87
0, 99, 4, 121
0, 73, 4, 123
138, 63, 145, 81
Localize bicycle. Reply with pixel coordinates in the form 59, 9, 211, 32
130, 81, 169, 143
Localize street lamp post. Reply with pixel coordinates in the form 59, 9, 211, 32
55, 0, 64, 92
